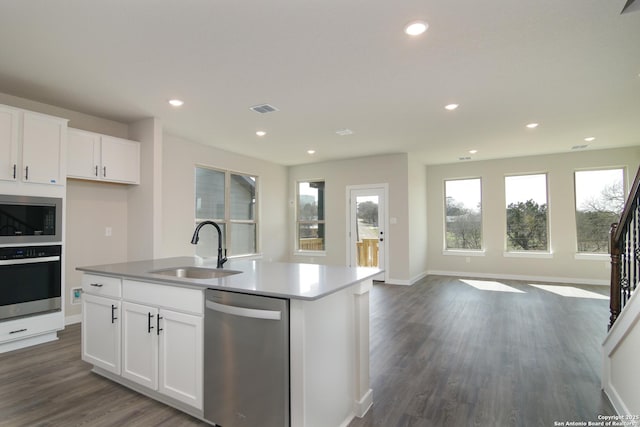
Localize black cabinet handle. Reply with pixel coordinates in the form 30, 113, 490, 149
148, 312, 155, 333
111, 305, 118, 323
90, 283, 103, 287
103, 166, 107, 178
12, 164, 16, 179
25, 165, 29, 180
157, 315, 163, 335
95, 165, 98, 177
9, 328, 27, 334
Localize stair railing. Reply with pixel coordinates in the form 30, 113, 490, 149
609, 166, 640, 329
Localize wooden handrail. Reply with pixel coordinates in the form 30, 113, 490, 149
609, 165, 640, 329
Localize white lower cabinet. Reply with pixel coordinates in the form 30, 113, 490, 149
122, 301, 159, 389
122, 300, 203, 410
82, 277, 204, 411
82, 294, 121, 375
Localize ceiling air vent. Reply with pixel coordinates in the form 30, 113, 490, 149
458, 156, 472, 161
572, 144, 588, 150
249, 104, 279, 114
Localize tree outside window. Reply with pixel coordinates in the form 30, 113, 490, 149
444, 178, 482, 250
575, 169, 624, 253
505, 174, 548, 251
297, 181, 325, 251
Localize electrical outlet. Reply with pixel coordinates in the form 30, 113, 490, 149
71, 287, 82, 305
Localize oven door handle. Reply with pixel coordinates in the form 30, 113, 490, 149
0, 256, 60, 266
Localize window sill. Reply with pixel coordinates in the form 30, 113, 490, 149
503, 251, 553, 259
574, 252, 610, 261
294, 250, 327, 257
442, 250, 486, 257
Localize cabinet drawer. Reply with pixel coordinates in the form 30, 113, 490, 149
123, 280, 203, 315
0, 312, 63, 342
82, 274, 122, 298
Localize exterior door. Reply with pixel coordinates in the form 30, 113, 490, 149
348, 186, 387, 281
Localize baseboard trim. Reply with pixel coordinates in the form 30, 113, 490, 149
426, 270, 609, 286
65, 314, 82, 326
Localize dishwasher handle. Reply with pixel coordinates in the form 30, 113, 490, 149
206, 299, 282, 320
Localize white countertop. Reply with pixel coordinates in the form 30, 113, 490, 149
77, 257, 382, 300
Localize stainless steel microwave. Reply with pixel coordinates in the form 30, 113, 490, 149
0, 195, 62, 244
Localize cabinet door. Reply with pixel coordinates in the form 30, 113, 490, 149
122, 302, 158, 389
0, 105, 19, 182
158, 309, 203, 409
82, 294, 121, 375
22, 112, 66, 185
67, 128, 100, 179
101, 136, 140, 184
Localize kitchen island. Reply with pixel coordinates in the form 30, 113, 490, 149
78, 257, 379, 427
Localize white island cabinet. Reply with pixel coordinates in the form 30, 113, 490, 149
78, 257, 378, 427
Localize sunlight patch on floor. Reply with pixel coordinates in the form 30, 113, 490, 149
528, 284, 609, 300
460, 279, 526, 293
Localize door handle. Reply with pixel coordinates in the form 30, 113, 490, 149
111, 305, 118, 323
103, 166, 107, 178
25, 165, 29, 180
12, 164, 16, 179
157, 315, 163, 335
95, 165, 99, 177
148, 312, 155, 333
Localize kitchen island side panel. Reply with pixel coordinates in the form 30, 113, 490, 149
290, 280, 372, 427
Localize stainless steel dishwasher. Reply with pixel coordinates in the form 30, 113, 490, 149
204, 289, 289, 427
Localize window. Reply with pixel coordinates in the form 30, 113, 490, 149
575, 168, 624, 253
505, 174, 548, 252
297, 181, 325, 251
195, 166, 257, 257
444, 178, 482, 250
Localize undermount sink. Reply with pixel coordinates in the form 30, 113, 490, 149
150, 266, 242, 279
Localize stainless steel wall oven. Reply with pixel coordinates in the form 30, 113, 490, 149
0, 245, 62, 321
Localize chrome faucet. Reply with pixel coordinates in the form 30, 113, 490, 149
191, 221, 228, 268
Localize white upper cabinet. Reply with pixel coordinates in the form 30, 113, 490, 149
101, 135, 140, 184
0, 105, 19, 182
67, 128, 140, 184
67, 128, 100, 179
0, 105, 67, 185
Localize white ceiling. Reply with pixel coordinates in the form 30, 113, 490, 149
1, 0, 639, 166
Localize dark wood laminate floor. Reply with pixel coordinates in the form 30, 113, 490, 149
349, 276, 615, 427
0, 276, 614, 427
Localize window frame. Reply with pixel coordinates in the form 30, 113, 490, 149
443, 177, 484, 253
573, 167, 625, 256
295, 179, 326, 255
504, 172, 551, 255
194, 165, 259, 258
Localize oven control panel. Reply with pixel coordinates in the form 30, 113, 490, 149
0, 245, 62, 260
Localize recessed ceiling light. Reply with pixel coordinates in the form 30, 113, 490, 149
307, 150, 316, 155
469, 149, 478, 154
445, 104, 459, 111
526, 123, 539, 129
584, 136, 595, 142
256, 130, 266, 137
404, 20, 428, 36
168, 99, 184, 107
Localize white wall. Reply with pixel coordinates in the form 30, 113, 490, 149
287, 153, 414, 283
161, 133, 288, 262
426, 147, 640, 284
408, 155, 428, 282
